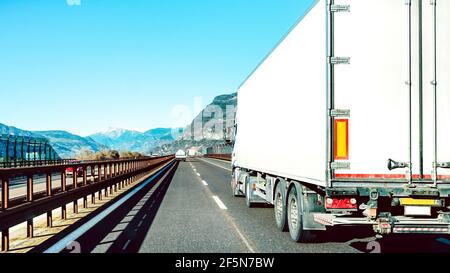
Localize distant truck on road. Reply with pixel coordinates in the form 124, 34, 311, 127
231, 0, 450, 242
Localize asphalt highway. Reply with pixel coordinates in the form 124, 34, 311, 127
40, 157, 450, 253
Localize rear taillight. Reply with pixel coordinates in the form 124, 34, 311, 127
325, 197, 357, 209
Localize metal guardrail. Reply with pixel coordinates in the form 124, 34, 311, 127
204, 154, 232, 161
0, 159, 76, 169
0, 155, 174, 252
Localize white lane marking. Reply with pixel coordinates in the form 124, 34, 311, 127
198, 158, 230, 171
212, 196, 227, 210
196, 173, 201, 177
227, 218, 256, 253
195, 171, 257, 253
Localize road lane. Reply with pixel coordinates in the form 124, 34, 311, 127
139, 160, 252, 253
192, 158, 361, 253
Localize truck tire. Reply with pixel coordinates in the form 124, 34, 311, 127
274, 181, 288, 232
287, 185, 315, 243
245, 180, 254, 208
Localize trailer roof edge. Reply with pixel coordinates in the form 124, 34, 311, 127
236, 0, 321, 91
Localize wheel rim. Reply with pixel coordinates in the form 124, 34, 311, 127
289, 197, 299, 231
275, 191, 283, 223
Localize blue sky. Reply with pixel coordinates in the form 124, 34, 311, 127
0, 0, 315, 136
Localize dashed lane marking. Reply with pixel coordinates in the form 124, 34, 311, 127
198, 158, 231, 171
212, 196, 227, 210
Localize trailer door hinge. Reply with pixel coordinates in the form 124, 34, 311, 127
330, 4, 350, 12
331, 162, 351, 170
329, 57, 350, 65
330, 109, 350, 118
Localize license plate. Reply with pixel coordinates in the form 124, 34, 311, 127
400, 198, 440, 206
404, 206, 431, 216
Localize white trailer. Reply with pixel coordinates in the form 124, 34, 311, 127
231, 0, 450, 242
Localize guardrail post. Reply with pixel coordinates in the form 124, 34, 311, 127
98, 165, 102, 181
104, 186, 108, 197
47, 211, 53, 227
83, 168, 87, 186
61, 171, 66, 192
27, 219, 33, 238
1, 178, 9, 210
98, 190, 102, 201
61, 205, 67, 219
73, 169, 78, 189
46, 173, 52, 196
27, 175, 33, 202
73, 200, 78, 213
103, 165, 107, 180
1, 228, 9, 252
83, 196, 88, 208
91, 193, 96, 204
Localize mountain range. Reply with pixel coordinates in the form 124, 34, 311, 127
0, 124, 107, 158
151, 92, 237, 155
89, 127, 182, 154
0, 92, 236, 158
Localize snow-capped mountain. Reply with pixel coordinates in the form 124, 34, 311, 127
89, 127, 182, 153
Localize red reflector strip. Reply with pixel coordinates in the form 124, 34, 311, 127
325, 198, 357, 210
335, 174, 450, 179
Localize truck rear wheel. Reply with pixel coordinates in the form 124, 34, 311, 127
287, 185, 315, 243
274, 181, 288, 232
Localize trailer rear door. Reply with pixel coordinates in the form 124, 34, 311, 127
423, 0, 450, 182
331, 0, 419, 181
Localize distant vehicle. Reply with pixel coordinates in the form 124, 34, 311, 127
151, 154, 159, 157
66, 160, 83, 177
175, 150, 187, 161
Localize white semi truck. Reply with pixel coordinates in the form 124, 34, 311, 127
231, 0, 450, 242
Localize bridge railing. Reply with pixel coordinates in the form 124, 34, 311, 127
203, 154, 231, 161
0, 155, 174, 252
0, 159, 77, 169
